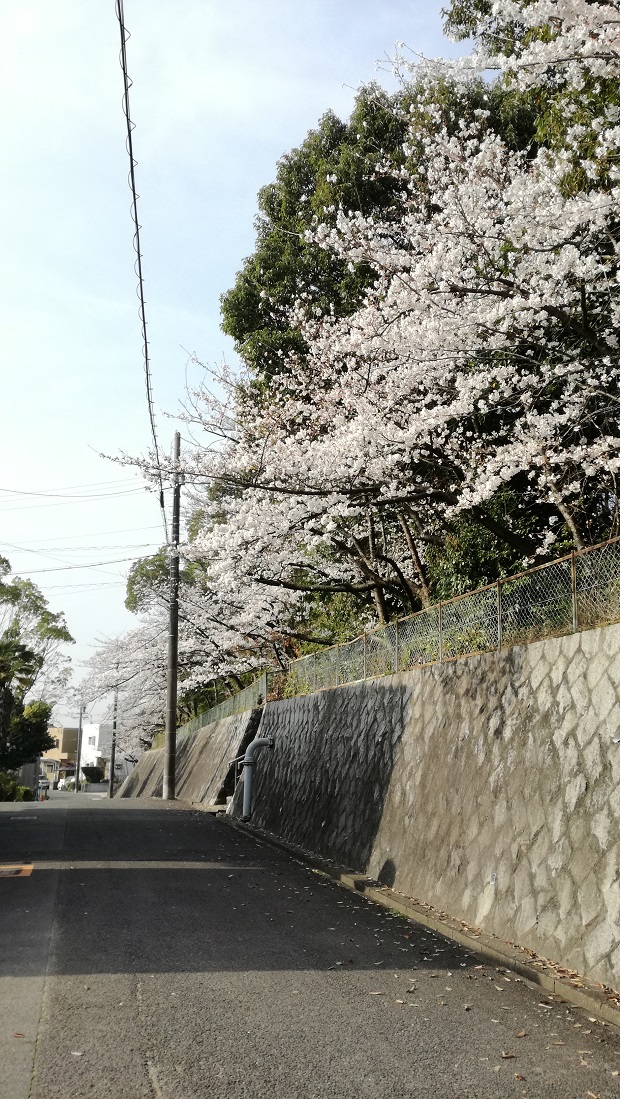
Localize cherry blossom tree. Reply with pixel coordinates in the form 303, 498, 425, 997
118, 0, 620, 699
181, 0, 619, 643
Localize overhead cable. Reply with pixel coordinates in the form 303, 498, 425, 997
13, 524, 162, 545
115, 0, 168, 541
8, 554, 154, 575
0, 486, 146, 501
0, 490, 146, 514
0, 476, 139, 497
0, 540, 160, 555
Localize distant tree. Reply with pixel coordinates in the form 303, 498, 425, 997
0, 638, 54, 769
0, 557, 74, 701
0, 558, 73, 769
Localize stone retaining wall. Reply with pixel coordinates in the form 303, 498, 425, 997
117, 709, 261, 803
232, 622, 620, 988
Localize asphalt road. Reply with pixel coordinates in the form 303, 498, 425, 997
2, 793, 620, 1099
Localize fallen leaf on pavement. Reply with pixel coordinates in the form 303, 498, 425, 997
515, 1074, 525, 1081
501, 1051, 516, 1059
516, 1030, 527, 1038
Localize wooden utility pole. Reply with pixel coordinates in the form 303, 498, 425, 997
108, 686, 118, 799
162, 431, 181, 800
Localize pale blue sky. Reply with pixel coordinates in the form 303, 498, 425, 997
0, 0, 464, 720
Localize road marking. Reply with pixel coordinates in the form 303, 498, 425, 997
0, 864, 34, 878
9, 815, 38, 820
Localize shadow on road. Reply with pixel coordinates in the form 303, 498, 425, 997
0, 800, 466, 979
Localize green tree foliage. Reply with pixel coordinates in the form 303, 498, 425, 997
0, 638, 54, 769
125, 549, 169, 613
215, 78, 542, 618
0, 558, 73, 770
0, 557, 73, 700
221, 80, 537, 388
0, 698, 53, 772
443, 0, 620, 192
221, 84, 412, 382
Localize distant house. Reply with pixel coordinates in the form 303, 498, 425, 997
79, 724, 136, 782
40, 726, 79, 786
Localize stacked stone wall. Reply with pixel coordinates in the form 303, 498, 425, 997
117, 709, 260, 803
233, 623, 620, 987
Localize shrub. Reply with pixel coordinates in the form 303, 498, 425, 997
0, 772, 18, 801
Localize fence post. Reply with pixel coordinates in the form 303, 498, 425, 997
438, 602, 443, 662
571, 550, 578, 633
312, 652, 317, 694
395, 618, 400, 673
497, 579, 502, 651
363, 631, 367, 680
336, 644, 341, 687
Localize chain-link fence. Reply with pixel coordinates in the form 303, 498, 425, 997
279, 535, 620, 697
184, 535, 620, 721
441, 585, 499, 659
175, 672, 268, 739
576, 538, 620, 631
396, 606, 440, 670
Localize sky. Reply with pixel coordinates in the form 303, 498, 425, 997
0, 0, 465, 723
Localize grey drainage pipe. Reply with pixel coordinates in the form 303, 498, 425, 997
241, 737, 274, 820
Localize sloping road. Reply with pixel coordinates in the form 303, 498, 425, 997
1, 792, 620, 1099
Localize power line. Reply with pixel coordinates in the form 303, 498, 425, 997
115, 0, 168, 542
0, 541, 160, 554
0, 487, 146, 502
0, 477, 139, 498
44, 582, 126, 591
12, 524, 162, 545
7, 554, 154, 576
0, 490, 147, 514
0, 539, 104, 571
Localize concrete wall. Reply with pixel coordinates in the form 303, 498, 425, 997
117, 709, 261, 803
232, 622, 620, 988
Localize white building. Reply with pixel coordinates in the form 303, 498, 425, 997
80, 724, 136, 782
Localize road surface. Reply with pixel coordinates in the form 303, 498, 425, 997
1, 791, 620, 1098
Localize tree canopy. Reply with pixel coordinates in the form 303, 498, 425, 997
114, 0, 620, 706
0, 558, 73, 770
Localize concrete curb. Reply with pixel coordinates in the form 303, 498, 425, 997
220, 814, 620, 1032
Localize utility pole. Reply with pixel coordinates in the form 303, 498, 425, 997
74, 702, 84, 793
108, 685, 118, 799
162, 430, 181, 800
